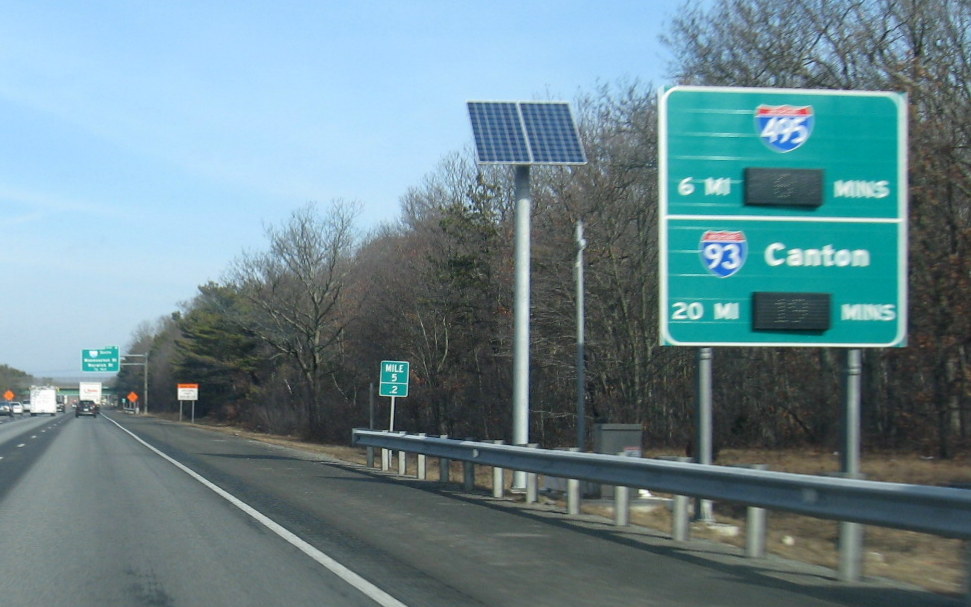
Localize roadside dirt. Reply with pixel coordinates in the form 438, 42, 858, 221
187, 420, 968, 597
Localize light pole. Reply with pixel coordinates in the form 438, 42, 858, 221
575, 220, 586, 449
121, 352, 149, 414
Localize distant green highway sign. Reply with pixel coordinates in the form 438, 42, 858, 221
81, 346, 120, 372
659, 86, 907, 347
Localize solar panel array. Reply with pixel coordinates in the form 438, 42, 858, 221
468, 101, 587, 165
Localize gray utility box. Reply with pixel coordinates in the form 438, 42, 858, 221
592, 423, 643, 498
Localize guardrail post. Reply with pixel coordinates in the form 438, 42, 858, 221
438, 435, 450, 483
463, 439, 476, 491
463, 460, 475, 491
366, 445, 375, 468
381, 430, 390, 471
396, 432, 408, 475
526, 443, 539, 503
567, 448, 581, 516
745, 464, 768, 558
614, 450, 633, 526
658, 456, 692, 541
838, 521, 865, 582
673, 494, 690, 542
614, 485, 630, 527
417, 433, 427, 480
492, 441, 505, 498
568, 477, 581, 515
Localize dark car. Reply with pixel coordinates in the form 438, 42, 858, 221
76, 400, 98, 417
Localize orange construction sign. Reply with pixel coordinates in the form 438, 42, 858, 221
127, 392, 139, 403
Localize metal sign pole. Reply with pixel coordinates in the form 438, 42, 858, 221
838, 348, 864, 581
842, 349, 862, 475
695, 347, 714, 522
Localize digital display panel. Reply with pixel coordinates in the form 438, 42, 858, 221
744, 168, 824, 207
752, 292, 831, 332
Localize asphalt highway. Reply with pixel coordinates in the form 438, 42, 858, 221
0, 411, 958, 606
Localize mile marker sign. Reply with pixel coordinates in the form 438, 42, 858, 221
379, 361, 409, 397
659, 86, 907, 347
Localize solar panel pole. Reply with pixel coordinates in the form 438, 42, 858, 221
465, 100, 586, 490
512, 164, 531, 490
576, 220, 586, 450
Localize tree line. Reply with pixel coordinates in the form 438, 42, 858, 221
115, 0, 970, 457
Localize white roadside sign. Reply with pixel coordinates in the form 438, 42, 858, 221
177, 383, 199, 401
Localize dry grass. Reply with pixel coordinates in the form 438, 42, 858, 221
187, 420, 967, 597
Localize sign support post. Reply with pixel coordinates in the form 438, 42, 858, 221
695, 347, 714, 522
839, 348, 864, 580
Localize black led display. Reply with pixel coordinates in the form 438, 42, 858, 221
752, 292, 831, 332
744, 168, 824, 207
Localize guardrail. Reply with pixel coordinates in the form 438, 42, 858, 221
353, 429, 971, 599
352, 429, 971, 537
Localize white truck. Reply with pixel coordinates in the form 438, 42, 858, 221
29, 385, 58, 416
79, 382, 102, 406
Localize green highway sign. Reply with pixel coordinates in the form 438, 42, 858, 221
659, 86, 907, 347
81, 346, 120, 372
379, 360, 409, 397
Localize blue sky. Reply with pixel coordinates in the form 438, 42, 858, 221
0, 0, 684, 379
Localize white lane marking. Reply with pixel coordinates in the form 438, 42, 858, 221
104, 415, 409, 607
17, 444, 25, 448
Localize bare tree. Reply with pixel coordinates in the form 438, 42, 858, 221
229, 200, 359, 439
